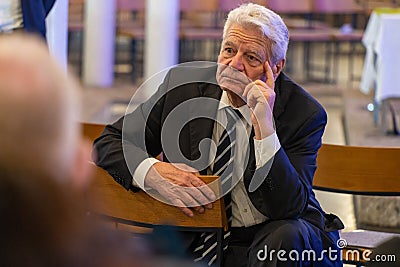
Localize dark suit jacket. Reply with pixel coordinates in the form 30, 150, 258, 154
94, 65, 332, 233
21, 0, 56, 39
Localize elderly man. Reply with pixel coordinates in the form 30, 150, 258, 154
0, 34, 91, 188
94, 3, 343, 267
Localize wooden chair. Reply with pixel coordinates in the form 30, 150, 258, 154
178, 0, 221, 62
68, 0, 85, 77
359, 0, 399, 15
312, 0, 366, 84
86, 167, 227, 265
82, 123, 400, 266
81, 122, 228, 266
116, 0, 146, 29
314, 143, 400, 266
180, 0, 219, 28
81, 122, 105, 141
115, 0, 146, 82
266, 0, 315, 28
265, 0, 334, 82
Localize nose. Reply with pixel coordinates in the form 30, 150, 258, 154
228, 53, 245, 72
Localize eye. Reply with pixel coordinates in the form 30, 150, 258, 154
246, 54, 262, 66
223, 47, 235, 57
247, 55, 257, 61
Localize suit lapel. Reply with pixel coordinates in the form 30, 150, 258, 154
272, 72, 290, 139
186, 72, 287, 174
272, 73, 286, 121
188, 83, 222, 174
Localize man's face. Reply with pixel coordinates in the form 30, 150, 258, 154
217, 24, 269, 100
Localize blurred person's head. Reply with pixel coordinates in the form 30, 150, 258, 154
0, 165, 152, 267
0, 166, 88, 266
0, 34, 91, 188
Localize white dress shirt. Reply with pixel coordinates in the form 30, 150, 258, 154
210, 92, 281, 227
132, 91, 281, 227
0, 0, 23, 32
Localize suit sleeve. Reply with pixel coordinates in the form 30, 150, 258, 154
93, 73, 171, 190
245, 107, 327, 220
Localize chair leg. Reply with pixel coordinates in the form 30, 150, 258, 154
324, 41, 332, 84
304, 42, 311, 81
216, 228, 223, 267
332, 41, 340, 85
130, 39, 137, 83
374, 98, 380, 127
349, 42, 356, 84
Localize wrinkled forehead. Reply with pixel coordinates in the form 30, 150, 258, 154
225, 27, 265, 42
223, 24, 271, 54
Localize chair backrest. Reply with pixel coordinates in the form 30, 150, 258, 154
313, 143, 400, 195
68, 0, 85, 30
81, 122, 227, 231
266, 0, 313, 13
179, 0, 218, 12
115, 0, 146, 28
360, 0, 398, 14
313, 0, 363, 14
81, 122, 105, 142
179, 0, 220, 28
219, 0, 267, 12
116, 0, 146, 11
314, 144, 400, 265
87, 167, 227, 230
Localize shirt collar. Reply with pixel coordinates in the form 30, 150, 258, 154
219, 91, 252, 125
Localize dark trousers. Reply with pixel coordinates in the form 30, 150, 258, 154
222, 219, 343, 267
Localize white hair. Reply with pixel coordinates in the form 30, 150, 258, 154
223, 3, 289, 64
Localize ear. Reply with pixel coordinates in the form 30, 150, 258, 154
70, 138, 94, 190
273, 59, 285, 80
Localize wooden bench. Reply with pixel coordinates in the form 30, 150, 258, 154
82, 122, 227, 266
82, 123, 400, 266
314, 143, 400, 266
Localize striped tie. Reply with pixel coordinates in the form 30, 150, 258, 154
193, 107, 241, 266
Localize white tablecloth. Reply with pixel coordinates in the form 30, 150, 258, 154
361, 11, 400, 103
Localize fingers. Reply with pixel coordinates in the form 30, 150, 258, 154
173, 198, 194, 217
170, 187, 211, 218
173, 163, 200, 175
242, 80, 266, 101
264, 60, 275, 89
189, 177, 216, 202
145, 162, 217, 217
170, 163, 216, 202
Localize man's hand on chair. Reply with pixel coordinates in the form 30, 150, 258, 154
145, 162, 216, 217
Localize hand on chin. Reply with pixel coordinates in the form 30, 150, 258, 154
216, 65, 251, 101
